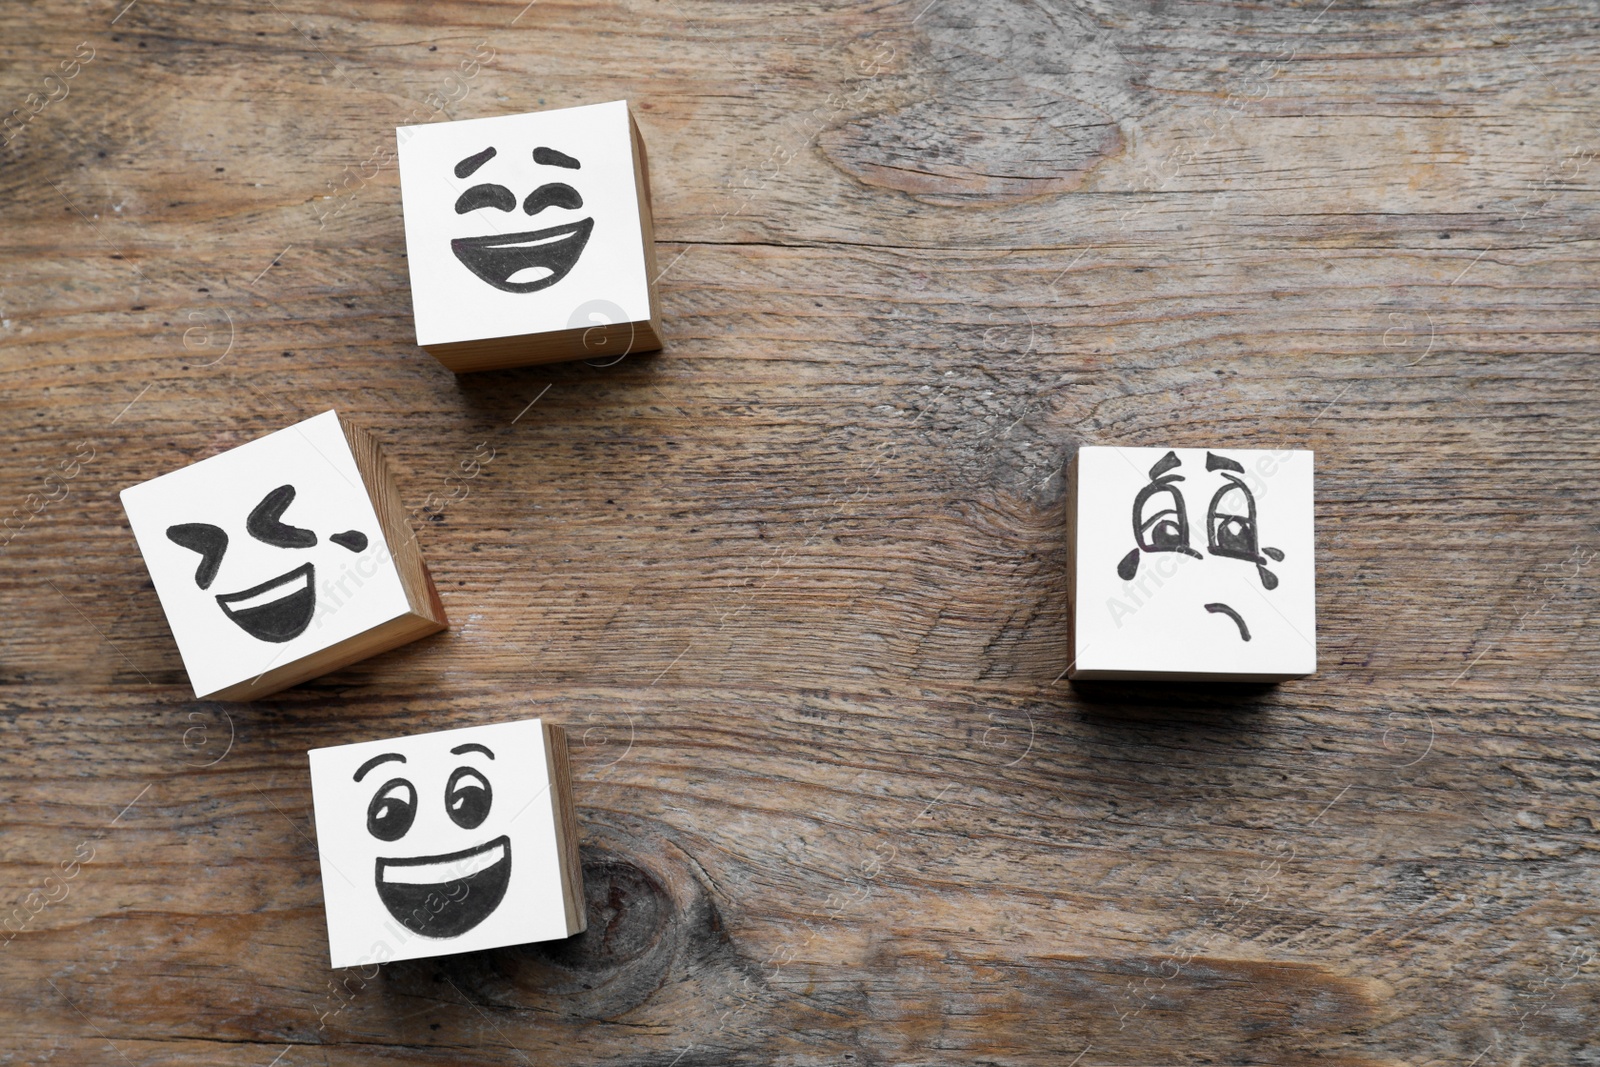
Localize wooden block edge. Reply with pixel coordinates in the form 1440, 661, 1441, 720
422, 319, 662, 373
543, 723, 588, 936
202, 612, 446, 701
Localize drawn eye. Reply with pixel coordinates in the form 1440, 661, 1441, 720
367, 778, 416, 841
247, 485, 317, 548
454, 183, 516, 214
1119, 452, 1204, 579
445, 767, 492, 830
1204, 467, 1283, 589
523, 183, 583, 216
166, 523, 228, 588
1137, 484, 1189, 552
329, 530, 368, 553
1209, 484, 1256, 556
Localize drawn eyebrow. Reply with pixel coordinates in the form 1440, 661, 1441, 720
533, 146, 580, 169
523, 182, 583, 216
455, 146, 497, 179
450, 743, 495, 759
354, 752, 405, 782
1149, 450, 1181, 479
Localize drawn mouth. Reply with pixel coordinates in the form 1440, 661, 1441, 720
451, 217, 593, 294
375, 835, 511, 939
1204, 602, 1251, 641
215, 562, 315, 643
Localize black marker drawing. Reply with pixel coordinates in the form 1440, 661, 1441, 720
165, 484, 370, 644
1203, 452, 1284, 590
165, 523, 227, 589
366, 775, 416, 841
376, 835, 511, 938
449, 146, 593, 294
1115, 451, 1286, 640
451, 220, 593, 294
1117, 450, 1201, 581
533, 146, 580, 169
329, 530, 368, 553
357, 745, 509, 939
522, 183, 582, 217
445, 765, 492, 829
454, 183, 516, 214
248, 484, 317, 548
216, 561, 316, 643
1204, 602, 1251, 641
454, 146, 497, 179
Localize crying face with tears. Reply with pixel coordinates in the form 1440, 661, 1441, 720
1115, 450, 1286, 642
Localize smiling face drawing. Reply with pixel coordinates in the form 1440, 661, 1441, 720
449, 144, 592, 294
309, 718, 582, 967
355, 742, 509, 939
1115, 451, 1286, 641
164, 484, 368, 643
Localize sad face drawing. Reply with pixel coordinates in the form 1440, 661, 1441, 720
354, 741, 508, 939
1115, 451, 1286, 641
165, 484, 369, 643
448, 144, 592, 294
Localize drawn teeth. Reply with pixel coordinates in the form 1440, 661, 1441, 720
488, 232, 572, 250
380, 841, 506, 885
220, 571, 308, 612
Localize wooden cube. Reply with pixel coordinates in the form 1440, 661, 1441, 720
308, 719, 586, 968
397, 99, 663, 372
1067, 446, 1317, 681
119, 410, 447, 701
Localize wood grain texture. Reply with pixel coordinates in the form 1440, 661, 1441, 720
2, 0, 1598, 1064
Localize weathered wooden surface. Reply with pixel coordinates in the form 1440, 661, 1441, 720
2, 0, 1598, 1063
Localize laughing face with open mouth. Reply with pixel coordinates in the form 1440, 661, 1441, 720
357, 743, 509, 939
165, 483, 369, 644
447, 143, 593, 294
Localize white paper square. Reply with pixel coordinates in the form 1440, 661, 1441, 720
119, 410, 414, 698
308, 719, 573, 968
1071, 446, 1317, 679
397, 100, 650, 347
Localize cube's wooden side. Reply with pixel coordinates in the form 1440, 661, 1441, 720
1067, 668, 1311, 682
205, 612, 445, 701
339, 415, 449, 632
422, 317, 662, 373
1065, 450, 1081, 680
543, 723, 588, 936
629, 107, 664, 346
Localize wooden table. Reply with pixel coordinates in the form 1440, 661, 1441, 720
3, 1, 1597, 1063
